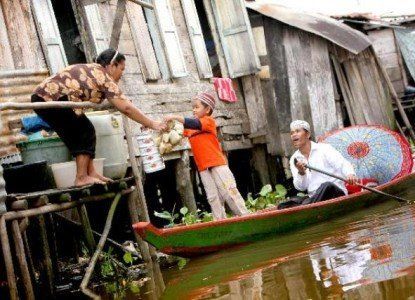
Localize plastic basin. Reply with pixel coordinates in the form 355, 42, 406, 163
51, 158, 105, 188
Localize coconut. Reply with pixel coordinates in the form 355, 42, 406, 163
169, 130, 181, 145
162, 133, 170, 143
154, 136, 162, 147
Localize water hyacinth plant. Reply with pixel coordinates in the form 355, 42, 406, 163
245, 184, 288, 212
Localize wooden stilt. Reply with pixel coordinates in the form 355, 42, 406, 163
34, 215, 55, 298
22, 231, 37, 290
175, 150, 197, 212
11, 220, 35, 300
252, 145, 271, 187
45, 213, 60, 276
0, 217, 18, 300
80, 193, 122, 298
123, 118, 165, 293
76, 204, 96, 254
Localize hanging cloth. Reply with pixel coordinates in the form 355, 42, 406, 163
213, 77, 238, 103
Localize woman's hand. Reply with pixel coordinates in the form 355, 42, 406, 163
151, 120, 167, 131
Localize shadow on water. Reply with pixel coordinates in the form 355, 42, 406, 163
162, 200, 415, 299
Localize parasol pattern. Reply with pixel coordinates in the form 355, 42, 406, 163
320, 125, 413, 184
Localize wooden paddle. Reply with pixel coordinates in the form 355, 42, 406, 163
302, 163, 409, 203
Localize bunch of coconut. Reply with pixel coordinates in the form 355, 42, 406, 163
154, 120, 184, 155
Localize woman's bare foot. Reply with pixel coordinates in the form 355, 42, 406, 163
75, 175, 105, 187
90, 172, 113, 183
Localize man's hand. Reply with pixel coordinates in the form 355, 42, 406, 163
295, 159, 307, 175
346, 174, 358, 185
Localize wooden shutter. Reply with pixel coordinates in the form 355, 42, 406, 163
83, 3, 109, 55
127, 3, 161, 80
31, 0, 68, 74
181, 0, 212, 78
210, 0, 260, 78
153, 0, 188, 78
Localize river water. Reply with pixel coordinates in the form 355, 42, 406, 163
156, 200, 415, 299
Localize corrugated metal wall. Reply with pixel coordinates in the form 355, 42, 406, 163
0, 69, 49, 159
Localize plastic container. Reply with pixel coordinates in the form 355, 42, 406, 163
86, 112, 128, 179
3, 161, 56, 193
136, 131, 165, 173
143, 159, 165, 173
17, 137, 71, 165
51, 158, 105, 188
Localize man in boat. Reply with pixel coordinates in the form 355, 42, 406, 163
278, 120, 358, 209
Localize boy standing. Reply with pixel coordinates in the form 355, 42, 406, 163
164, 92, 249, 220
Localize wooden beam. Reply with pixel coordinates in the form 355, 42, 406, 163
4, 188, 134, 221
0, 217, 18, 300
110, 0, 127, 49
11, 220, 35, 300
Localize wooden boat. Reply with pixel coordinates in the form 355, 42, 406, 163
133, 172, 415, 257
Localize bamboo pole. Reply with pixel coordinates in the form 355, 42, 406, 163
370, 46, 415, 141
80, 193, 122, 299
11, 220, 35, 300
0, 100, 110, 111
3, 188, 134, 221
0, 217, 18, 300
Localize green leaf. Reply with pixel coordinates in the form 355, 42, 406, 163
129, 281, 141, 294
297, 192, 307, 197
123, 252, 133, 265
177, 258, 188, 270
259, 184, 273, 197
154, 211, 173, 220
180, 207, 189, 216
275, 184, 287, 197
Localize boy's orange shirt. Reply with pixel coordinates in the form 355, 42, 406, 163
183, 116, 226, 171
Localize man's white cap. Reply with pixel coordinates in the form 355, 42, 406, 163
290, 120, 310, 132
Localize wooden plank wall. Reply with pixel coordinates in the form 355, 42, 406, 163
0, 0, 47, 71
261, 17, 339, 157
368, 28, 407, 96
332, 47, 396, 129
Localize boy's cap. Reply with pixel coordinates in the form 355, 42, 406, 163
195, 92, 216, 110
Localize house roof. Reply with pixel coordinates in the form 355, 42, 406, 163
246, 1, 372, 54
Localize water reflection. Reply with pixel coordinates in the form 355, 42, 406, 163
162, 201, 415, 299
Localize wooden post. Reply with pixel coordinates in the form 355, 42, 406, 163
175, 150, 197, 212
0, 217, 18, 300
110, 0, 127, 49
252, 145, 271, 187
34, 215, 55, 298
76, 204, 96, 254
123, 118, 165, 293
11, 220, 35, 300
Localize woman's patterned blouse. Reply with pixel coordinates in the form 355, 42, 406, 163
34, 63, 127, 103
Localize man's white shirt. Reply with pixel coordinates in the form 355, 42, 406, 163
290, 142, 356, 196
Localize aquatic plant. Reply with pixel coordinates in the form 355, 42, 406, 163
245, 184, 288, 212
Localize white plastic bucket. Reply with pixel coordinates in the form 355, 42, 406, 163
86, 112, 128, 179
51, 158, 105, 188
